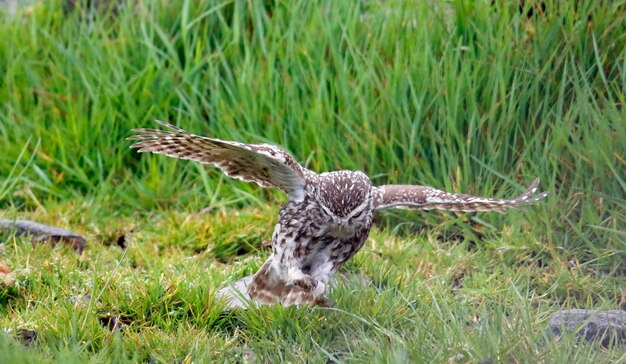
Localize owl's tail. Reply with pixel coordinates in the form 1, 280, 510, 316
247, 256, 326, 307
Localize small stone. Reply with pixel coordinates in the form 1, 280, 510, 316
69, 294, 92, 306
0, 261, 15, 286
0, 219, 86, 254
15, 329, 37, 347
98, 314, 131, 332
547, 309, 626, 347
216, 275, 256, 310
241, 347, 256, 363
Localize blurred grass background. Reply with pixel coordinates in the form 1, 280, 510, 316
0, 0, 624, 362
0, 0, 624, 252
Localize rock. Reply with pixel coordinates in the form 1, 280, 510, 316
216, 275, 256, 310
241, 347, 256, 363
0, 219, 86, 254
547, 309, 626, 347
0, 261, 15, 286
69, 294, 92, 306
98, 314, 132, 332
15, 329, 37, 347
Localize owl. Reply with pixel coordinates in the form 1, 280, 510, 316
128, 121, 547, 307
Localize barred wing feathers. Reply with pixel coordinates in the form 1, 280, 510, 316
127, 121, 312, 201
373, 178, 547, 213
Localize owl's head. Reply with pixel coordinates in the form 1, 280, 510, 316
315, 171, 373, 220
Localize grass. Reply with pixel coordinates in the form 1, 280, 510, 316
0, 0, 624, 362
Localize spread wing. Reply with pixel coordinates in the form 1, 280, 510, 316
127, 121, 313, 201
373, 177, 547, 213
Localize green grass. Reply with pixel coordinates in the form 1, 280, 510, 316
0, 0, 625, 362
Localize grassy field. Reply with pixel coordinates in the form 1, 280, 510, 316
0, 0, 625, 362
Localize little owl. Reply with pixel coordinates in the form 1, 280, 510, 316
128, 121, 547, 307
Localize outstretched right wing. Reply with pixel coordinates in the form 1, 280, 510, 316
127, 121, 314, 201
373, 178, 547, 213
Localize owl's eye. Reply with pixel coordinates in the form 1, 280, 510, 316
352, 210, 363, 219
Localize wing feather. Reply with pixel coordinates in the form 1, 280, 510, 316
127, 121, 313, 201
373, 178, 547, 213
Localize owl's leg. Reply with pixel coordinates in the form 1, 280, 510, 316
285, 256, 332, 307
270, 223, 329, 306
277, 241, 318, 290
247, 255, 299, 305
283, 271, 333, 307
248, 257, 319, 307
286, 267, 317, 290
312, 268, 333, 297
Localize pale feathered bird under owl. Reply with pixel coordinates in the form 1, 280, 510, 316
128, 121, 547, 307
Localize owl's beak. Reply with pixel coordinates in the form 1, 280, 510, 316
335, 222, 353, 236
330, 220, 355, 238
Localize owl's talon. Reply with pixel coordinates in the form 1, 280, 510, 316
287, 277, 317, 290
313, 295, 333, 307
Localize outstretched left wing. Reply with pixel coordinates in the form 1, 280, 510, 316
373, 177, 547, 213
127, 121, 314, 201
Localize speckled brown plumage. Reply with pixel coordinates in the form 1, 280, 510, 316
128, 121, 548, 307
